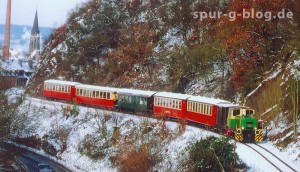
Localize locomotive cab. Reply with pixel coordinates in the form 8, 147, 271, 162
227, 107, 263, 142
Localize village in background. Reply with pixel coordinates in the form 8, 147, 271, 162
0, 7, 52, 90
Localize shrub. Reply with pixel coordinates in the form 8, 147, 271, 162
187, 136, 238, 172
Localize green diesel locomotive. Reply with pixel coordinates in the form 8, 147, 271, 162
227, 107, 264, 142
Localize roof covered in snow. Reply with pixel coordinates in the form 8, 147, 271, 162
118, 88, 157, 97
44, 79, 81, 86
76, 84, 119, 92
188, 96, 231, 105
0, 59, 35, 72
154, 92, 191, 100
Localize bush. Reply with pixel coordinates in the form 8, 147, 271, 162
187, 136, 238, 172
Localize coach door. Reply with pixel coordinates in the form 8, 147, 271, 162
217, 107, 229, 129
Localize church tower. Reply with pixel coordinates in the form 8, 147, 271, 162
29, 10, 40, 60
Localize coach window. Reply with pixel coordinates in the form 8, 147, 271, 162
194, 103, 197, 112
103, 92, 106, 99
107, 93, 110, 99
208, 106, 212, 115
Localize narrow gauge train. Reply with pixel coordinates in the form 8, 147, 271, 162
43, 79, 264, 142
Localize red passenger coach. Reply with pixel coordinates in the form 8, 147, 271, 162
153, 92, 191, 119
186, 96, 230, 127
75, 84, 118, 108
43, 80, 80, 101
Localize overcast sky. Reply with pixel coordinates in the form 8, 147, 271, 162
0, 0, 88, 27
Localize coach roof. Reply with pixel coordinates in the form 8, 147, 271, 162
154, 92, 191, 100
118, 88, 157, 97
75, 84, 119, 92
44, 79, 80, 86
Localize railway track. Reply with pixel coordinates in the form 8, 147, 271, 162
244, 143, 298, 172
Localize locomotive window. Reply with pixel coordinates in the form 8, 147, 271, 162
246, 110, 254, 116
233, 109, 240, 116
179, 101, 182, 109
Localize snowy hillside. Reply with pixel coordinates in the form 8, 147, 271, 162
5, 88, 300, 172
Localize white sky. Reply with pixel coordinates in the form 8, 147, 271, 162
0, 0, 88, 27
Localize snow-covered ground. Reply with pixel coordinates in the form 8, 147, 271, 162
5, 88, 300, 172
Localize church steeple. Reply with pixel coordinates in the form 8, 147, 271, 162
29, 10, 41, 60
31, 11, 40, 35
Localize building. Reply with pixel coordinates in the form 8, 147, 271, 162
29, 10, 41, 61
0, 58, 35, 90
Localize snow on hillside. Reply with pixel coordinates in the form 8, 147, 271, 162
5, 88, 300, 172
